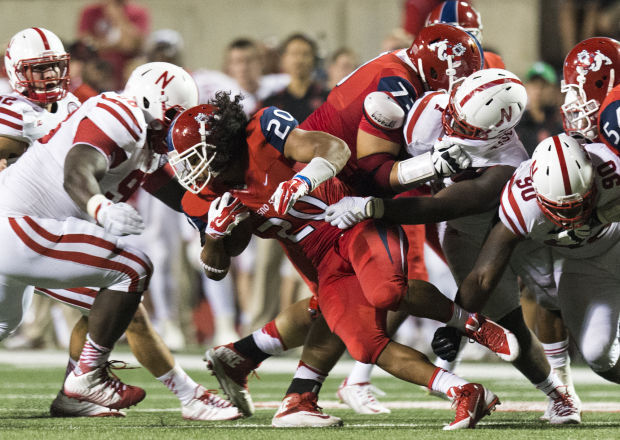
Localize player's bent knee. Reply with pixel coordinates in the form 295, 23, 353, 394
109, 245, 154, 293
580, 338, 620, 372
366, 280, 406, 310
342, 334, 389, 364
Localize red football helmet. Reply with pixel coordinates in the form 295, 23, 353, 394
561, 37, 620, 140
426, 1, 483, 44
407, 23, 484, 93
166, 104, 219, 194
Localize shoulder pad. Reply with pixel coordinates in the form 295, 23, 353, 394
363, 91, 405, 131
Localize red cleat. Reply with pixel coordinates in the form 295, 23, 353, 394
463, 314, 519, 362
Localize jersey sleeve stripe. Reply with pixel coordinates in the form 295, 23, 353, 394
404, 93, 436, 144
0, 117, 22, 131
552, 135, 573, 194
505, 175, 528, 235
500, 202, 523, 237
95, 102, 140, 141
0, 106, 23, 120
101, 95, 142, 133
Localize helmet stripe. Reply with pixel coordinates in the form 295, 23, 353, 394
440, 1, 458, 23
552, 135, 572, 195
32, 27, 50, 50
458, 77, 522, 107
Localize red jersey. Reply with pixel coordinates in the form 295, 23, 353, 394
300, 50, 424, 194
182, 106, 353, 289
598, 84, 620, 155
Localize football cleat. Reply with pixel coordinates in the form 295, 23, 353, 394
63, 362, 146, 410
547, 386, 581, 425
50, 390, 126, 417
463, 314, 519, 362
337, 379, 391, 414
182, 386, 243, 421
272, 392, 343, 427
444, 383, 499, 430
204, 343, 256, 417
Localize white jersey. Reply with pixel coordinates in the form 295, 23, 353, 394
499, 142, 620, 259
0, 91, 81, 144
0, 92, 158, 220
402, 90, 529, 233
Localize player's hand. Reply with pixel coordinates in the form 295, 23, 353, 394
0, 158, 7, 172
325, 196, 373, 229
431, 139, 472, 178
96, 201, 145, 236
431, 326, 462, 362
206, 192, 250, 239
269, 176, 310, 215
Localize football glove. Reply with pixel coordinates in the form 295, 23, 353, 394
206, 192, 250, 239
431, 326, 462, 362
325, 196, 375, 229
431, 139, 472, 178
96, 201, 145, 236
270, 176, 310, 215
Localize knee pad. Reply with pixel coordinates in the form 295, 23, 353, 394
343, 332, 390, 364
581, 336, 620, 372
366, 279, 407, 311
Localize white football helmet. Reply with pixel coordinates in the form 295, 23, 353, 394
4, 27, 70, 104
443, 68, 527, 140
530, 134, 595, 229
123, 62, 198, 125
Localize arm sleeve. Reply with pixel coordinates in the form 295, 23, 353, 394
258, 106, 299, 154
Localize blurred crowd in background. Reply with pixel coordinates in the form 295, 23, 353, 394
2, 0, 619, 357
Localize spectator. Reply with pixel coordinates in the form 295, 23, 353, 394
326, 47, 359, 89
263, 33, 327, 122
514, 62, 564, 156
77, 0, 150, 90
67, 41, 99, 102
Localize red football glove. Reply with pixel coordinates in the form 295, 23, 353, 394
206, 192, 250, 239
269, 176, 311, 215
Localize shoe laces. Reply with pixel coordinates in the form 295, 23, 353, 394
354, 383, 384, 405
449, 386, 473, 411
294, 392, 323, 414
197, 389, 233, 409
94, 361, 137, 393
551, 387, 578, 416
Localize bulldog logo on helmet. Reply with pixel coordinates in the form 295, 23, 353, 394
576, 49, 612, 75
428, 39, 466, 62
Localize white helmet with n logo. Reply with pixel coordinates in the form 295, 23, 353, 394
443, 68, 527, 140
123, 62, 198, 125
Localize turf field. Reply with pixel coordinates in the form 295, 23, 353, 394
0, 350, 619, 439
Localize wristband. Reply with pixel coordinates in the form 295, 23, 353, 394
365, 197, 385, 219
200, 260, 229, 274
86, 194, 110, 222
297, 157, 338, 190
397, 152, 437, 186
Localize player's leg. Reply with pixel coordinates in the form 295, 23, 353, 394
205, 296, 315, 416
2, 216, 149, 409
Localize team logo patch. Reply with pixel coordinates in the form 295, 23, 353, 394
194, 112, 209, 123
576, 49, 612, 75
429, 39, 466, 61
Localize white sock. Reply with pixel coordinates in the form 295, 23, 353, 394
64, 358, 78, 380
251, 320, 285, 355
534, 371, 564, 397
157, 363, 201, 405
347, 362, 374, 385
445, 304, 470, 330
294, 361, 327, 383
542, 339, 569, 369
429, 368, 468, 395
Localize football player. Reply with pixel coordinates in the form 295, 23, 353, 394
202, 23, 486, 422
455, 133, 620, 387
168, 93, 522, 430
0, 53, 240, 420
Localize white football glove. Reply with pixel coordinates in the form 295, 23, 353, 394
325, 196, 374, 229
96, 201, 145, 236
431, 139, 472, 178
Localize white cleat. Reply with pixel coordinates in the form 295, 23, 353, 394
63, 362, 146, 410
547, 386, 581, 425
50, 390, 126, 417
272, 392, 343, 427
337, 379, 391, 414
182, 386, 243, 421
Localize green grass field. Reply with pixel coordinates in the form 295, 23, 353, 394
0, 353, 619, 440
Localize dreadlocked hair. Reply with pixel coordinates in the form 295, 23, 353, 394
207, 91, 248, 174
